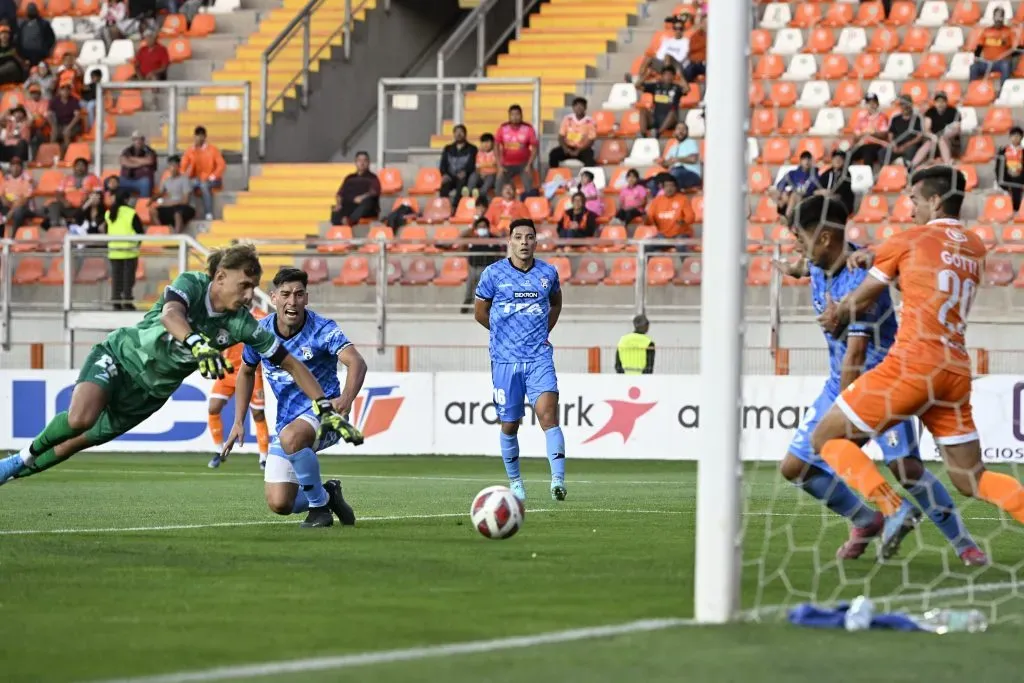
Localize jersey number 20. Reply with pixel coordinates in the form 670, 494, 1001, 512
936, 269, 976, 336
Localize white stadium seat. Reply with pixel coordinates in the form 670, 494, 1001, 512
783, 54, 818, 81
602, 83, 637, 111
866, 80, 897, 107
996, 79, 1024, 106
51, 16, 74, 40
83, 64, 110, 82
848, 165, 875, 194
932, 26, 965, 53
981, 1, 1013, 26
880, 53, 914, 80
809, 108, 845, 136
207, 0, 241, 14
770, 28, 804, 55
834, 27, 867, 55
796, 80, 831, 108
959, 107, 979, 134
946, 52, 975, 80
684, 108, 705, 138
624, 138, 661, 167
916, 0, 950, 27
103, 39, 135, 66
76, 39, 106, 66
759, 3, 791, 30
746, 137, 760, 165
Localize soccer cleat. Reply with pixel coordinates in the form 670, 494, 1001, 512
0, 452, 23, 484
324, 479, 356, 526
878, 501, 923, 560
836, 512, 884, 560
300, 505, 334, 528
960, 546, 990, 567
207, 454, 224, 469
509, 478, 526, 502
551, 476, 567, 501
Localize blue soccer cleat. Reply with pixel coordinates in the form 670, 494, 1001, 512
878, 500, 922, 560
207, 454, 225, 469
0, 453, 23, 484
551, 476, 567, 501
509, 478, 526, 502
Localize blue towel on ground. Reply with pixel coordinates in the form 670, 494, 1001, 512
788, 603, 924, 631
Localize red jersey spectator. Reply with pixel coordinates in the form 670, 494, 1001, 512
135, 31, 169, 81
495, 104, 538, 196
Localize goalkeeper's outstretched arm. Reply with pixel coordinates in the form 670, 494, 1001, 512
160, 300, 196, 342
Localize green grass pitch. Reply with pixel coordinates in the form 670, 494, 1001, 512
1, 454, 1022, 683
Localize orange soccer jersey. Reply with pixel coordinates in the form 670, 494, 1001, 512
837, 218, 985, 444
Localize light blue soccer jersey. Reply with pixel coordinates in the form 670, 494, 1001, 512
242, 308, 350, 433
809, 247, 898, 394
475, 257, 561, 363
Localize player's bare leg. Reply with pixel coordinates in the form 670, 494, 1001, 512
499, 420, 526, 501
0, 382, 107, 483
207, 396, 228, 469
534, 391, 566, 501
266, 419, 354, 528
252, 408, 270, 470
942, 440, 1024, 528
811, 407, 922, 560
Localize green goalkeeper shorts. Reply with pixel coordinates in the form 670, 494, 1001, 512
77, 342, 170, 446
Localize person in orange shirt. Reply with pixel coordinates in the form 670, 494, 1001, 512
683, 12, 706, 84
56, 52, 83, 99
970, 6, 1015, 86
207, 307, 271, 470
548, 97, 596, 168
814, 165, 1024, 536
47, 156, 101, 228
181, 125, 226, 221
468, 132, 498, 198
23, 82, 50, 149
484, 182, 529, 234
849, 93, 890, 169
644, 175, 695, 246
0, 156, 36, 236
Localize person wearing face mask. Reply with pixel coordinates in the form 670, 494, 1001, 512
459, 216, 503, 314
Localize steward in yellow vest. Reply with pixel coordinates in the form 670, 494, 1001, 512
615, 314, 655, 374
105, 191, 144, 310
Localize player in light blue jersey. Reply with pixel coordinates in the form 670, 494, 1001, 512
222, 267, 368, 528
778, 195, 985, 565
475, 217, 566, 501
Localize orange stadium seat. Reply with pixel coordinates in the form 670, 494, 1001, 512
675, 256, 702, 285
750, 197, 779, 223
603, 257, 636, 286
750, 108, 777, 136
854, 1, 886, 26
965, 80, 996, 107
749, 81, 767, 106
935, 80, 962, 105
168, 38, 192, 63
969, 223, 997, 248
188, 14, 216, 38
746, 224, 766, 251
41, 227, 66, 252
12, 226, 40, 252
867, 26, 900, 53
544, 167, 573, 189
72, 0, 99, 14
548, 256, 571, 283
320, 226, 352, 253
0, 89, 23, 111
852, 54, 881, 80
890, 196, 915, 223
914, 53, 947, 79
805, 28, 836, 53
433, 257, 468, 286
984, 258, 1015, 286
410, 168, 442, 195
75, 257, 108, 284
618, 110, 643, 137
962, 135, 996, 163
525, 197, 550, 223
876, 224, 907, 241
401, 257, 436, 285
597, 139, 628, 165
900, 80, 930, 106
594, 224, 627, 252
982, 107, 1014, 134
822, 3, 854, 27
31, 142, 62, 168
301, 258, 328, 284
874, 165, 908, 192
950, 0, 982, 25
61, 142, 91, 166
50, 41, 76, 64
746, 257, 772, 286
378, 167, 403, 194
761, 137, 791, 165
751, 29, 772, 55
421, 198, 452, 224
853, 194, 889, 223
432, 225, 460, 247
748, 165, 772, 193
983, 195, 1015, 224
771, 224, 796, 252
368, 257, 402, 285
593, 111, 616, 137
536, 226, 557, 252
790, 3, 822, 28
770, 82, 798, 108
605, 167, 630, 195
570, 257, 606, 285
958, 164, 979, 192
134, 198, 153, 225
754, 55, 785, 80
1001, 226, 1024, 251
161, 14, 187, 36
819, 54, 849, 79
450, 197, 476, 224
333, 256, 369, 285
792, 137, 825, 162
885, 1, 917, 25
361, 225, 394, 253
900, 27, 932, 52
845, 223, 872, 245
395, 224, 428, 253
647, 256, 675, 285
691, 195, 703, 223
114, 90, 143, 115
832, 79, 864, 106
39, 258, 64, 285
35, 170, 64, 196
111, 64, 135, 81
778, 109, 812, 135
13, 257, 45, 284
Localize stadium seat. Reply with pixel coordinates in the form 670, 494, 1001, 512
901, 26, 933, 52
835, 26, 868, 54
746, 257, 773, 285
168, 38, 192, 63
593, 111, 617, 137
332, 256, 369, 285
646, 256, 675, 285
748, 165, 772, 194
633, 224, 658, 245
581, 167, 608, 191
951, 0, 982, 25
377, 167, 403, 194
853, 194, 889, 223
597, 139, 628, 166
818, 54, 849, 80
300, 258, 328, 284
852, 53, 882, 80
749, 81, 767, 106
809, 107, 844, 136
602, 84, 637, 111
360, 225, 394, 253
13, 254, 46, 284
746, 138, 760, 164
684, 109, 705, 138
753, 55, 785, 80
792, 137, 825, 162
890, 196, 915, 223
603, 257, 636, 286
102, 39, 134, 66
866, 79, 896, 106
39, 258, 65, 285
525, 197, 550, 223
831, 79, 864, 106
750, 196, 780, 223
982, 107, 1013, 134
983, 194, 1015, 223
1001, 225, 1024, 251
395, 224, 429, 253
52, 16, 74, 39
789, 3, 822, 28
401, 257, 435, 285
874, 165, 908, 192
618, 110, 643, 137
880, 53, 914, 79
946, 52, 975, 80
433, 257, 468, 286
770, 82, 799, 108
760, 3, 791, 29
674, 256, 702, 285
936, 80, 964, 106
996, 80, 1024, 106
958, 164, 979, 192
625, 139, 661, 167
866, 26, 900, 53
113, 89, 143, 115
760, 138, 791, 165
208, 0, 241, 12
161, 14, 187, 36
804, 28, 835, 54
984, 257, 1014, 286
432, 225, 460, 248
61, 142, 91, 165
544, 167, 573, 190
448, 197, 475, 224
914, 53, 948, 78
876, 224, 907, 241
796, 81, 831, 108
188, 14, 216, 37
932, 26, 965, 53
848, 165, 875, 193
823, 3, 854, 27
962, 135, 996, 163
421, 198, 452, 224
77, 39, 105, 66
536, 225, 558, 252
570, 257, 606, 285
12, 226, 41, 252
544, 256, 569, 284
771, 224, 796, 252
965, 80, 996, 106
918, 0, 951, 26
778, 109, 812, 135
367, 257, 402, 285
886, 1, 917, 25
594, 225, 627, 252
41, 227, 67, 252
750, 29, 773, 55
969, 223, 997, 248
845, 223, 872, 245
691, 195, 703, 224
750, 108, 777, 136
854, 1, 886, 26
35, 170, 64, 197
410, 168, 442, 195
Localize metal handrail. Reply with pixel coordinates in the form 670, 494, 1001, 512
259, 0, 374, 158
95, 81, 252, 189
1, 239, 10, 351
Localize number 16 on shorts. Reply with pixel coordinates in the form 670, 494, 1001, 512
490, 361, 559, 423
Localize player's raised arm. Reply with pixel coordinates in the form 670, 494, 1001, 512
161, 277, 233, 380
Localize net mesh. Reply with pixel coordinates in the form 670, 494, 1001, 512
742, 165, 1024, 624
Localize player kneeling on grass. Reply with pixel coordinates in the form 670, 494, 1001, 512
474, 217, 566, 502
814, 166, 1024, 559
221, 267, 367, 528
0, 245, 353, 490
776, 194, 985, 565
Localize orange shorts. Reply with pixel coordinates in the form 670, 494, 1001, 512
835, 355, 978, 446
211, 369, 265, 408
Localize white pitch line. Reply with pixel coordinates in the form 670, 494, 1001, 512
87, 618, 696, 683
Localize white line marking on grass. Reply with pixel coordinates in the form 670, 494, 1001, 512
87, 618, 696, 683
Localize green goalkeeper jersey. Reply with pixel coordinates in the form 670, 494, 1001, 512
103, 271, 280, 399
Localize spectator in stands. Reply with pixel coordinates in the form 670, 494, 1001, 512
136, 30, 168, 84
997, 126, 1024, 212
645, 176, 694, 247
811, 150, 855, 216
920, 92, 961, 166
495, 104, 538, 196
47, 157, 101, 228
0, 0, 15, 33
558, 192, 598, 239
330, 150, 380, 225
16, 4, 54, 68
885, 94, 925, 170
81, 69, 103, 129
47, 80, 84, 152
180, 0, 205, 25
182, 125, 225, 220
118, 130, 157, 197
577, 169, 603, 216
56, 53, 84, 98
640, 19, 689, 78
549, 97, 596, 169
25, 62, 55, 99
70, 188, 105, 235
615, 168, 648, 226
657, 121, 701, 190
439, 124, 476, 205
99, 0, 131, 47
637, 65, 687, 139
0, 26, 27, 86
971, 7, 1015, 87
459, 216, 503, 314
848, 93, 889, 170
468, 132, 497, 198
151, 154, 196, 232
0, 156, 35, 235
105, 190, 143, 310
24, 81, 48, 154
683, 13, 706, 85
0, 105, 29, 162
770, 151, 818, 221
484, 182, 528, 232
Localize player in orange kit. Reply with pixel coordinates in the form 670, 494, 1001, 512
813, 166, 1024, 556
207, 308, 271, 469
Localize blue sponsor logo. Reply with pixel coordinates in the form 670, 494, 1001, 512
11, 380, 256, 443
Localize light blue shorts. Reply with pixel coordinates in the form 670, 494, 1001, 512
490, 360, 559, 422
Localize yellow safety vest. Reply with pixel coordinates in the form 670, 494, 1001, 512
106, 207, 139, 260
617, 332, 652, 375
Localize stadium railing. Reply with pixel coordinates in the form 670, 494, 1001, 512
95, 80, 253, 189
258, 0, 382, 158
377, 77, 542, 169
1, 238, 10, 351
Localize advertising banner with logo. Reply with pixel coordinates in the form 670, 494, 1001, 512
0, 371, 431, 454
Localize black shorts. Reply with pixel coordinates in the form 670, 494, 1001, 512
156, 205, 195, 225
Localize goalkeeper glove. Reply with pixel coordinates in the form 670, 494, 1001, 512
312, 398, 364, 446
184, 333, 234, 380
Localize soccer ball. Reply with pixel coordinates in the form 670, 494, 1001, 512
470, 485, 525, 539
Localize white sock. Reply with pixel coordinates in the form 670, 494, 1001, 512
259, 453, 268, 464
18, 445, 36, 467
